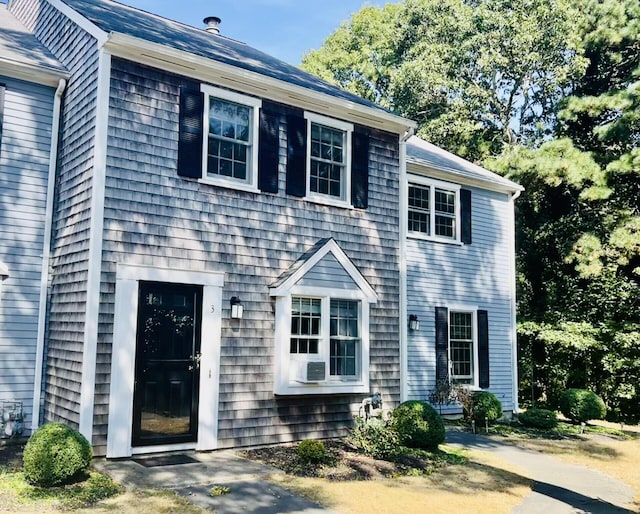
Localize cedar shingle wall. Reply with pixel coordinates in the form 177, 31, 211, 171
93, 58, 400, 454
10, 0, 100, 429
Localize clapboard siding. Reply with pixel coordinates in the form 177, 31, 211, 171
298, 253, 358, 289
10, 0, 101, 429
0, 76, 57, 431
86, 58, 400, 454
406, 185, 515, 411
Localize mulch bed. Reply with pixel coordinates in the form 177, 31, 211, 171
239, 439, 432, 480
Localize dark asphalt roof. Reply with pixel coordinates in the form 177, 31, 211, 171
0, 4, 67, 76
61, 0, 394, 114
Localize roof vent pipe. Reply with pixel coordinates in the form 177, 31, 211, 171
204, 16, 221, 34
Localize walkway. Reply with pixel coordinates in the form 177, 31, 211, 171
446, 430, 636, 513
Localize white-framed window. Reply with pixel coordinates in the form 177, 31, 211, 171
200, 84, 262, 192
288, 295, 362, 380
408, 177, 461, 242
449, 310, 478, 386
271, 240, 376, 395
305, 112, 353, 208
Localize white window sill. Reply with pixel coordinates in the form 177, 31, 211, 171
304, 194, 354, 210
198, 177, 260, 194
407, 232, 463, 245
275, 381, 368, 396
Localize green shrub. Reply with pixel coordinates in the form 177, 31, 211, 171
518, 408, 558, 430
559, 388, 607, 423
296, 439, 326, 464
347, 416, 402, 461
390, 400, 445, 450
23, 423, 92, 487
468, 391, 503, 424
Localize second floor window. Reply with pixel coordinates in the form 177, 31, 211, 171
305, 112, 353, 207
201, 85, 261, 190
408, 179, 460, 242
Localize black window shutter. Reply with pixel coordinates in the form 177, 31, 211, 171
478, 309, 490, 388
461, 188, 472, 244
435, 307, 449, 382
177, 83, 204, 178
0, 84, 5, 153
351, 127, 370, 209
285, 110, 307, 197
258, 106, 279, 193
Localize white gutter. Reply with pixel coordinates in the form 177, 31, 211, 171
398, 127, 414, 404
508, 188, 522, 413
32, 78, 66, 431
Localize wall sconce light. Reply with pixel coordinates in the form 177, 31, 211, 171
230, 297, 244, 319
409, 314, 420, 331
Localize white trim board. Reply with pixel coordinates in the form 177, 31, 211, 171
106, 264, 224, 459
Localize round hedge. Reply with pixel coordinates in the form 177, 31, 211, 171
518, 408, 558, 430
390, 400, 445, 450
297, 439, 326, 464
23, 423, 92, 487
470, 391, 503, 424
559, 388, 606, 423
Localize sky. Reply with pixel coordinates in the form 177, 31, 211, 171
120, 0, 393, 65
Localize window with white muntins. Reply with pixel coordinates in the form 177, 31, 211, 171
270, 239, 376, 395
449, 310, 477, 385
408, 178, 461, 242
305, 112, 353, 207
200, 84, 261, 191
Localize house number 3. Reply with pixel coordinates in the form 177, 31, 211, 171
211, 305, 215, 313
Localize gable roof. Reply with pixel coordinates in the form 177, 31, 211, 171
407, 136, 523, 194
0, 3, 67, 86
270, 238, 377, 302
55, 0, 413, 133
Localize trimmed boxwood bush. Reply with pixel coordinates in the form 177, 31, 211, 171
559, 388, 607, 423
23, 423, 92, 486
470, 391, 503, 424
390, 400, 445, 450
297, 439, 326, 464
518, 408, 558, 430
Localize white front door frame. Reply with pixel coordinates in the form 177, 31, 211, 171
106, 263, 224, 458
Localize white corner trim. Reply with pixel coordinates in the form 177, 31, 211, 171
269, 239, 377, 302
32, 78, 66, 431
509, 192, 520, 412
47, 0, 109, 47
399, 134, 408, 403
78, 50, 111, 441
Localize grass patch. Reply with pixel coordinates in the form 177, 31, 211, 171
0, 444, 208, 513
276, 447, 530, 514
484, 418, 640, 511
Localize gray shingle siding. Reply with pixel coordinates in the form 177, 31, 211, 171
10, 0, 101, 429
406, 185, 515, 411
0, 76, 57, 431
90, 57, 400, 453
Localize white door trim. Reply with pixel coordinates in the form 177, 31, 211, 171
106, 264, 224, 458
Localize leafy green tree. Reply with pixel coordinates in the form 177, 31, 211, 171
302, 0, 586, 160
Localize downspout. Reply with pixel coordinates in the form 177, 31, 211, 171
398, 127, 414, 404
32, 78, 66, 431
509, 188, 522, 414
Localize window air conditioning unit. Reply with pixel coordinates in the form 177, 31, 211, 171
296, 361, 326, 383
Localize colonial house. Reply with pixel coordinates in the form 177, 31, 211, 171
0, 0, 521, 457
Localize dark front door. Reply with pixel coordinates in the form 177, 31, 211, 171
132, 281, 203, 447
